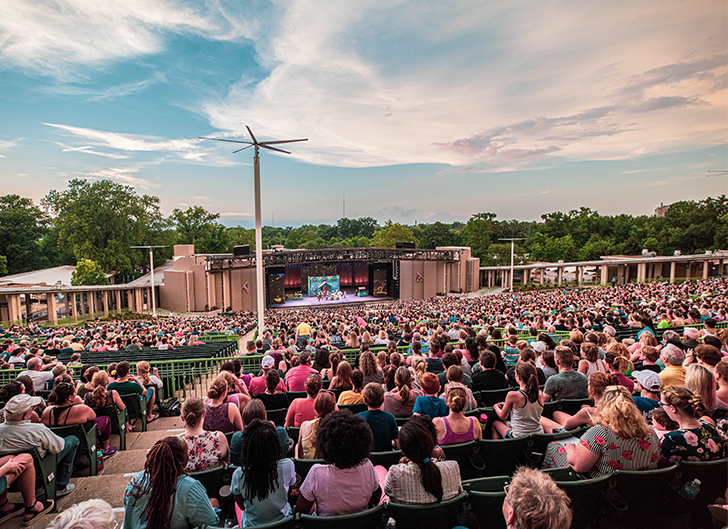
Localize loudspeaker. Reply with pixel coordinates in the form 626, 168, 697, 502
396, 241, 415, 249
233, 245, 250, 256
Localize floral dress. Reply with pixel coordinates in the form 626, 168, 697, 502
543, 424, 661, 477
660, 421, 726, 464
183, 431, 228, 472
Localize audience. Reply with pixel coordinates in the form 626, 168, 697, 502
180, 397, 229, 472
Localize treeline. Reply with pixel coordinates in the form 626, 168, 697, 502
0, 179, 725, 283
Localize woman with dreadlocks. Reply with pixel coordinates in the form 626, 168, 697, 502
123, 436, 218, 529
230, 419, 296, 527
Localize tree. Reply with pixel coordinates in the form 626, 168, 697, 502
38, 227, 77, 269
461, 213, 495, 261
371, 220, 418, 248
0, 256, 7, 276
481, 243, 527, 266
71, 258, 109, 286
0, 195, 50, 275
419, 222, 454, 249
171, 206, 230, 254
42, 180, 165, 275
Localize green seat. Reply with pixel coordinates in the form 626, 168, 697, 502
475, 437, 530, 478
368, 450, 403, 470
476, 388, 511, 407
294, 458, 325, 481
549, 469, 612, 529
267, 408, 288, 427
93, 404, 127, 450
387, 492, 467, 529
395, 416, 410, 427
602, 465, 680, 527
49, 421, 98, 476
286, 427, 301, 446
298, 503, 386, 528
554, 398, 594, 416
338, 403, 368, 414
286, 391, 307, 403
1, 448, 57, 506
120, 393, 147, 432
676, 458, 728, 529
440, 441, 483, 480
463, 476, 510, 529
190, 465, 226, 501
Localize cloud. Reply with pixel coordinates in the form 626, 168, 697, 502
39, 76, 165, 100
0, 154, 5, 158
86, 167, 160, 189
219, 211, 253, 217
0, 140, 18, 149
0, 0, 255, 79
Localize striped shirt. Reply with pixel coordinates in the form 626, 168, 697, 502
384, 460, 463, 504
579, 424, 660, 478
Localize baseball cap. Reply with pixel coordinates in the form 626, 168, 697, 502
5, 394, 43, 416
633, 370, 662, 392
531, 341, 546, 353
261, 356, 275, 369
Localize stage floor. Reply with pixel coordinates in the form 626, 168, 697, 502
268, 293, 395, 309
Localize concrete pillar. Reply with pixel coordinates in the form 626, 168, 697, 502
47, 294, 58, 323
600, 265, 609, 285
703, 260, 709, 279
7, 294, 22, 324
686, 262, 691, 280
115, 290, 121, 313
64, 295, 70, 320
523, 269, 530, 285
576, 267, 582, 286
135, 289, 143, 313
637, 263, 646, 284
103, 291, 109, 317
670, 261, 676, 283
540, 268, 545, 285
72, 293, 78, 322
557, 267, 563, 286
88, 291, 96, 317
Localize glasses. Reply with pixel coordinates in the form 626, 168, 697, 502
503, 483, 511, 495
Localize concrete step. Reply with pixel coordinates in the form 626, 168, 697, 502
129, 429, 184, 451
101, 449, 148, 476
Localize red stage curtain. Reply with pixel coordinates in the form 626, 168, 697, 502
336, 264, 353, 287
284, 265, 301, 289
353, 263, 369, 286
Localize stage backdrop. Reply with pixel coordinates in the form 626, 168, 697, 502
308, 275, 340, 296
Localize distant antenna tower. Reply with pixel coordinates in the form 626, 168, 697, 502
200, 126, 307, 337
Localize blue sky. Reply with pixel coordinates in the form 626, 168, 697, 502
0, 0, 726, 228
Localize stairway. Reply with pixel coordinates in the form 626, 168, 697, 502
4, 417, 186, 528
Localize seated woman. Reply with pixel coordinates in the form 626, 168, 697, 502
553, 386, 660, 477
383, 367, 422, 418
296, 410, 381, 517
84, 370, 127, 432
685, 364, 717, 420
285, 374, 321, 428
41, 380, 116, 458
255, 370, 289, 410
659, 386, 725, 464
433, 387, 483, 445
360, 351, 383, 386
440, 366, 477, 412
231, 419, 296, 527
540, 372, 613, 433
136, 361, 163, 405
108, 361, 158, 422
492, 362, 544, 439
203, 377, 243, 434
0, 453, 55, 526
336, 368, 364, 404
330, 361, 353, 391
180, 397, 229, 472
296, 391, 337, 459
384, 415, 463, 504
217, 370, 252, 413
578, 343, 606, 377
124, 436, 218, 529
502, 467, 572, 529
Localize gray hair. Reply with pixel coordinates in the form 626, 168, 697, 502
661, 344, 685, 366
661, 330, 680, 343
683, 327, 700, 341
46, 499, 114, 529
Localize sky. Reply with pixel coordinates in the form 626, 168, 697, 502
0, 0, 726, 228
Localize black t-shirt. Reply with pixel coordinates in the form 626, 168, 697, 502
426, 357, 444, 373
632, 363, 661, 374
471, 369, 508, 392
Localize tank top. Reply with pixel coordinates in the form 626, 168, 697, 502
183, 431, 227, 472
203, 403, 234, 433
300, 418, 319, 459
50, 405, 74, 426
440, 416, 476, 445
509, 390, 544, 437
584, 359, 606, 378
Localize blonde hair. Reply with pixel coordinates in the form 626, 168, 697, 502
88, 371, 110, 408
685, 364, 716, 412
506, 467, 572, 529
639, 333, 658, 347
359, 352, 378, 378
607, 342, 630, 358
46, 498, 114, 529
136, 361, 151, 386
593, 386, 651, 439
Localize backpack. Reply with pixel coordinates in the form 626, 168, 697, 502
159, 398, 181, 417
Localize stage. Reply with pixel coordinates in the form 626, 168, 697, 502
268, 292, 395, 309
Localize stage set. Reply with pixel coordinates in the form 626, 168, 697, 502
265, 262, 395, 309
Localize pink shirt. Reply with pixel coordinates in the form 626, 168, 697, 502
300, 460, 379, 516
285, 398, 316, 427
285, 365, 319, 392
248, 376, 286, 395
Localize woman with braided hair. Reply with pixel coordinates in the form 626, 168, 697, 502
231, 419, 295, 527
659, 386, 725, 464
384, 415, 462, 504
123, 436, 218, 529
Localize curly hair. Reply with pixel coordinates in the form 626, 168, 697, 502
593, 386, 651, 439
305, 373, 322, 397
126, 436, 188, 529
136, 361, 152, 386
317, 410, 372, 468
359, 352, 378, 378
506, 467, 572, 529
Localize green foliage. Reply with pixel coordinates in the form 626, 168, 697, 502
371, 220, 418, 248
171, 206, 231, 254
481, 243, 528, 266
71, 258, 110, 286
0, 194, 49, 275
42, 180, 166, 275
460, 213, 495, 260
0, 255, 7, 276
419, 222, 454, 249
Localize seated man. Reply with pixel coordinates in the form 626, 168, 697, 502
543, 347, 588, 402
249, 356, 286, 395
0, 394, 79, 497
17, 357, 62, 392
358, 383, 399, 452
471, 350, 508, 392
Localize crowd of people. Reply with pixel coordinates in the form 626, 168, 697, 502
0, 277, 727, 527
